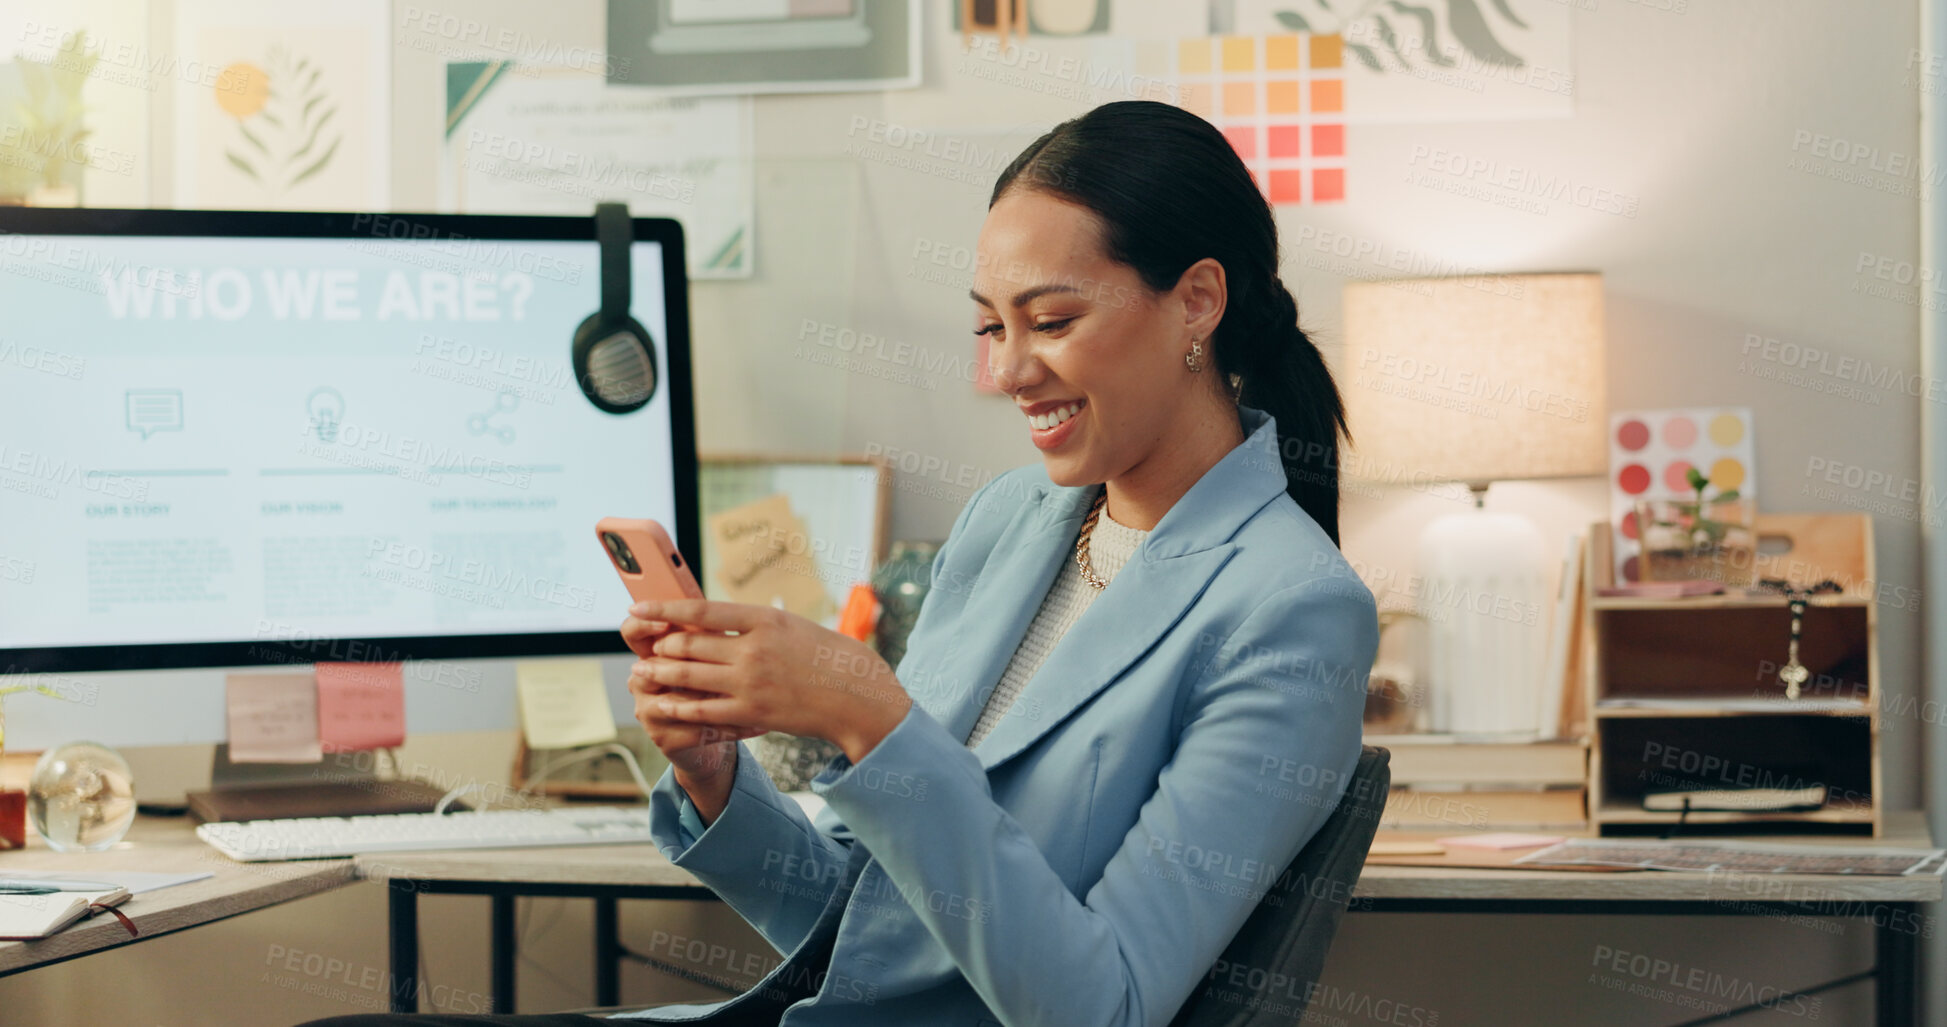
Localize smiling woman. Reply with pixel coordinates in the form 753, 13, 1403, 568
299, 100, 1376, 1027
973, 101, 1350, 542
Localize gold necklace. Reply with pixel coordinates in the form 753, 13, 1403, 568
1074, 490, 1108, 590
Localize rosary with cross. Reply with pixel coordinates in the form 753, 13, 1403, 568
1755, 578, 1842, 699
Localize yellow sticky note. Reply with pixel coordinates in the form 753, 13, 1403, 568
516, 660, 618, 749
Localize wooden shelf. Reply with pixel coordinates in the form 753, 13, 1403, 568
1596, 800, 1875, 826
1588, 594, 1872, 612
1592, 701, 1873, 719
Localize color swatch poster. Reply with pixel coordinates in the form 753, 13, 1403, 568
1170, 33, 1346, 206
1608, 408, 1756, 582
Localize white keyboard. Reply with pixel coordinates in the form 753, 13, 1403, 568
196, 807, 656, 862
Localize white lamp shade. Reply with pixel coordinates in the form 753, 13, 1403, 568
1340, 273, 1607, 485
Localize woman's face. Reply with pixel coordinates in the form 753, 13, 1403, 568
972, 188, 1220, 488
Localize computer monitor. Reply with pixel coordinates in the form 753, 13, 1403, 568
0, 208, 698, 676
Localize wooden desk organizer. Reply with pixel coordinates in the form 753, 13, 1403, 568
1584, 513, 1882, 836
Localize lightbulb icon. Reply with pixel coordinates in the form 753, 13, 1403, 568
307, 386, 345, 443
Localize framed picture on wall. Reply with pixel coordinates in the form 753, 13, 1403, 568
605, 0, 921, 95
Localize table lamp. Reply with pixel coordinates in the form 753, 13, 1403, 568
1340, 273, 1606, 737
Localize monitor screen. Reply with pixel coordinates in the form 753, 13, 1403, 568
0, 209, 697, 673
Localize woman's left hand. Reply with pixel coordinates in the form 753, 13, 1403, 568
628, 599, 913, 764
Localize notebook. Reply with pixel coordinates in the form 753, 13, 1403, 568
186, 780, 455, 823
1642, 784, 1827, 812
0, 886, 132, 940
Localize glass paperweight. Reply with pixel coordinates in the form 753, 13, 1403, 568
28, 742, 136, 852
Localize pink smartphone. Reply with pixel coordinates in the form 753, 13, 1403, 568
596, 518, 704, 604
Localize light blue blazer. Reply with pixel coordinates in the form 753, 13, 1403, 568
629, 405, 1377, 1026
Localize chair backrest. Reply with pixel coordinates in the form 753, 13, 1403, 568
1167, 745, 1392, 1027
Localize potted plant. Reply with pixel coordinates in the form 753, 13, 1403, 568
10, 30, 100, 207
1636, 468, 1757, 586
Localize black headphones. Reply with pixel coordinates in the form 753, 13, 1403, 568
573, 202, 659, 414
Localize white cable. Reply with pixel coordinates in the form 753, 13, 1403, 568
431, 783, 484, 815
517, 743, 655, 802
430, 743, 653, 814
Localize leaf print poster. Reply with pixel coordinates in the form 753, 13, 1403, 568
1211, 0, 1572, 122
173, 0, 389, 209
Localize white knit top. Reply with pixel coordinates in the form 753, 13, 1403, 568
964, 503, 1150, 748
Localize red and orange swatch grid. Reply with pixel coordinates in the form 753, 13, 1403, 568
1174, 34, 1346, 206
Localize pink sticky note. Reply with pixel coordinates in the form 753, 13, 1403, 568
315, 663, 406, 753
226, 674, 323, 763
1437, 832, 1566, 851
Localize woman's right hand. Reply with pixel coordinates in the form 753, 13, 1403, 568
622, 611, 754, 822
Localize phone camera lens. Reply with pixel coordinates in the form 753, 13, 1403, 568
601, 532, 640, 574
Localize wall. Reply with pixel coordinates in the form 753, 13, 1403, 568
0, 0, 1931, 1024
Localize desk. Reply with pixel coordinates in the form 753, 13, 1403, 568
1357, 810, 1941, 1027
9, 814, 1929, 1022
0, 816, 354, 978
357, 843, 711, 1014
360, 812, 1941, 1024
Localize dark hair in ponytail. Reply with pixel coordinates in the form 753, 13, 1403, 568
990, 100, 1350, 546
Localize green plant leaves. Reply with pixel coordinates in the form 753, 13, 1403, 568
1445, 0, 1522, 66
8, 29, 102, 189
222, 44, 342, 195
291, 107, 338, 164
226, 150, 261, 182
1488, 0, 1528, 29
237, 120, 269, 155
1267, 0, 1529, 73
1386, 2, 1453, 67
290, 137, 340, 188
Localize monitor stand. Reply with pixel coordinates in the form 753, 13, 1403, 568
186, 745, 459, 823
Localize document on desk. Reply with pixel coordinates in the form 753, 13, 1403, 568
1515, 839, 1947, 876
0, 870, 211, 895
0, 886, 132, 940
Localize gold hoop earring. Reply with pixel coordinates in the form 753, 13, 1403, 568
1185, 337, 1204, 373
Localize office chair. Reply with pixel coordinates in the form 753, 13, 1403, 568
570, 746, 1392, 1024
1165, 744, 1391, 1026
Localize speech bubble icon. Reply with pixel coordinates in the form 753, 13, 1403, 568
126, 389, 184, 440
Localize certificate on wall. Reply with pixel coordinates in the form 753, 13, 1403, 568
171, 0, 390, 210
439, 62, 754, 279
